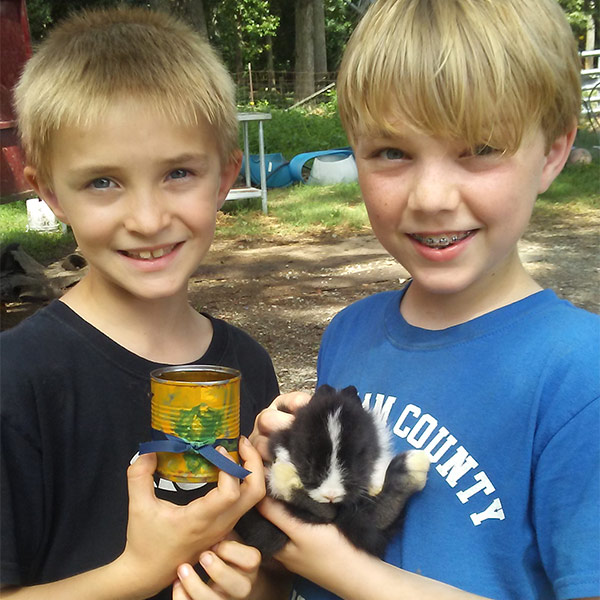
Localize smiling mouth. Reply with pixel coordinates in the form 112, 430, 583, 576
410, 231, 474, 249
120, 243, 179, 260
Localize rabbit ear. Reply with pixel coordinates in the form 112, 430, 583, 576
340, 385, 361, 404
311, 384, 335, 401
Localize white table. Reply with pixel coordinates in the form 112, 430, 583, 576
226, 112, 272, 214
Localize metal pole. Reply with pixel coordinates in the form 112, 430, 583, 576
243, 121, 251, 187
258, 121, 268, 214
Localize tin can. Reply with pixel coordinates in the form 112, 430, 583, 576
150, 365, 241, 483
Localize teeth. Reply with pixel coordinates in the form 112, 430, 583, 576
126, 245, 175, 259
413, 232, 471, 249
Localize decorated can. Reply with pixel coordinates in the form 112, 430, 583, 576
150, 365, 242, 483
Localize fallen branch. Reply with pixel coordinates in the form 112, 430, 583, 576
287, 82, 336, 111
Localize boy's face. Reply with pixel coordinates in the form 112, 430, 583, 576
27, 100, 240, 303
353, 122, 572, 305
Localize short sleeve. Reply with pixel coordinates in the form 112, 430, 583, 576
533, 398, 600, 599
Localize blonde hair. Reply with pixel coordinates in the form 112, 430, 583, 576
14, 7, 238, 183
338, 0, 581, 153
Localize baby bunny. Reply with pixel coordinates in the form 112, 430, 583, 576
236, 384, 430, 558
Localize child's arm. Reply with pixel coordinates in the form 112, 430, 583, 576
1, 439, 265, 600
259, 498, 491, 600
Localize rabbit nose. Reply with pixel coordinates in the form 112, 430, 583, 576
323, 491, 343, 503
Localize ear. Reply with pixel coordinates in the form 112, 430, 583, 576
341, 385, 361, 404
537, 124, 578, 195
24, 166, 70, 224
216, 149, 243, 210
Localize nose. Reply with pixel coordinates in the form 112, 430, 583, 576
322, 490, 344, 503
123, 189, 171, 236
407, 161, 461, 215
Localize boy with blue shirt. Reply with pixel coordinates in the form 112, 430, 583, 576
254, 0, 600, 598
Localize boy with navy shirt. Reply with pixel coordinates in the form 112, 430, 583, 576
1, 7, 282, 600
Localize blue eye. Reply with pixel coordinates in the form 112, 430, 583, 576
380, 148, 406, 160
472, 145, 499, 156
90, 177, 114, 189
169, 169, 190, 180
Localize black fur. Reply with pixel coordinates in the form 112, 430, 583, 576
235, 385, 428, 558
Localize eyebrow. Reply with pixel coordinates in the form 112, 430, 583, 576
67, 153, 211, 180
159, 153, 211, 169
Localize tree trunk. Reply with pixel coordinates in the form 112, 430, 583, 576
313, 0, 328, 83
234, 9, 244, 77
583, 0, 596, 70
266, 34, 276, 89
295, 0, 315, 100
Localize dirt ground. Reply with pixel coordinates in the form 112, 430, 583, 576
1, 204, 598, 393
189, 205, 599, 392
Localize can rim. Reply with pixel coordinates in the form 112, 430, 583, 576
150, 364, 241, 385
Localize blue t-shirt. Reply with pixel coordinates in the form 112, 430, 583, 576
292, 288, 600, 600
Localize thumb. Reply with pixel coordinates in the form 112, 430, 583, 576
127, 452, 158, 505
257, 497, 296, 532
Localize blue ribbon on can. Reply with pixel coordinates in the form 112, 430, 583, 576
139, 429, 251, 479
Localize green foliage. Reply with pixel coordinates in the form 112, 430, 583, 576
324, 0, 359, 70
557, 0, 598, 48
208, 0, 280, 70
238, 99, 349, 159
25, 0, 52, 40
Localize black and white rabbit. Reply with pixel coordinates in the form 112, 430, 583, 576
236, 384, 430, 558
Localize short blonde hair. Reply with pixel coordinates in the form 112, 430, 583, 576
338, 0, 581, 153
14, 7, 239, 183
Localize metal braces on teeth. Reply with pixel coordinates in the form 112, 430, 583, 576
425, 235, 459, 248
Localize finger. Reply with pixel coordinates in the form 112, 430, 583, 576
176, 564, 218, 600
212, 540, 262, 573
279, 391, 311, 413
192, 441, 263, 518
237, 436, 266, 506
215, 445, 242, 500
256, 497, 297, 532
199, 551, 254, 599
172, 577, 194, 600
126, 452, 158, 508
250, 394, 299, 461
250, 433, 272, 462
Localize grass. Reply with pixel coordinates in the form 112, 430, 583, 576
0, 201, 76, 264
218, 182, 368, 239
1, 161, 597, 264
539, 163, 599, 206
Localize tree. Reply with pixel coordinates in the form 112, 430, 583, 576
208, 0, 279, 73
558, 0, 599, 51
313, 0, 327, 80
295, 0, 315, 99
294, 0, 334, 100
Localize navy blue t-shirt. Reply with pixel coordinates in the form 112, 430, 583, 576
1, 300, 279, 598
